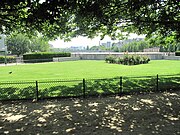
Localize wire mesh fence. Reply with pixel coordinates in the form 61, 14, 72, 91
0, 74, 179, 101
38, 79, 83, 98
0, 81, 36, 100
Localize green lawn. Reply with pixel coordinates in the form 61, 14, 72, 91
0, 60, 180, 81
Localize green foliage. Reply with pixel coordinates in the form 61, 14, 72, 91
116, 33, 180, 52
146, 33, 180, 52
0, 56, 16, 64
23, 52, 71, 63
89, 46, 99, 51
105, 55, 150, 65
6, 33, 30, 56
175, 51, 180, 56
6, 33, 51, 56
0, 1, 179, 40
29, 36, 50, 52
105, 55, 116, 63
119, 40, 149, 52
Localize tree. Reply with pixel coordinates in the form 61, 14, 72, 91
146, 33, 180, 52
6, 33, 50, 56
0, 0, 179, 40
29, 36, 50, 52
6, 33, 30, 56
118, 40, 149, 52
86, 46, 90, 50
90, 46, 100, 51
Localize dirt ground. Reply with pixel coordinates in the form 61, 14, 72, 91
0, 91, 180, 135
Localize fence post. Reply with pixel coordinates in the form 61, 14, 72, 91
35, 81, 39, 101
119, 76, 123, 95
83, 78, 86, 98
156, 74, 159, 91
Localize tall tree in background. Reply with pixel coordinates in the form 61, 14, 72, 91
29, 36, 50, 52
6, 33, 30, 56
147, 33, 180, 52
6, 33, 50, 56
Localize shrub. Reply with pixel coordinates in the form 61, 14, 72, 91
142, 56, 150, 64
23, 52, 71, 63
127, 55, 134, 65
115, 57, 123, 64
105, 55, 150, 66
105, 55, 116, 63
0, 56, 16, 64
134, 55, 140, 65
175, 51, 180, 56
123, 55, 129, 65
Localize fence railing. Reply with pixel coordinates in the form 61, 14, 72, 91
0, 74, 179, 101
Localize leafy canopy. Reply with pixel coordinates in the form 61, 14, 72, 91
6, 32, 50, 56
0, 0, 179, 40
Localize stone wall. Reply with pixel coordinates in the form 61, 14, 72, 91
163, 56, 180, 60
71, 52, 175, 60
53, 57, 80, 62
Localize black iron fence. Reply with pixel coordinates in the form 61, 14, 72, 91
0, 74, 179, 101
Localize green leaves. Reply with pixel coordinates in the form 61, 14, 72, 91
0, 0, 179, 40
6, 32, 51, 56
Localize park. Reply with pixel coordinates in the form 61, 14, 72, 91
0, 1, 180, 135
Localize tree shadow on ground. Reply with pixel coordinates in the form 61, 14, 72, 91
0, 76, 179, 100
86, 78, 120, 96
0, 91, 179, 135
39, 84, 83, 98
0, 86, 35, 100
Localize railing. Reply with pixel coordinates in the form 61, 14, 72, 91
0, 74, 179, 101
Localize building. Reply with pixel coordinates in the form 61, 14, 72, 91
101, 41, 112, 48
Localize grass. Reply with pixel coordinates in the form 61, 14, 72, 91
0, 60, 180, 81
0, 60, 179, 100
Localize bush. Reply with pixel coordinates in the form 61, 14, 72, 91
142, 56, 150, 64
23, 52, 71, 63
0, 56, 16, 64
105, 55, 150, 66
123, 55, 129, 65
134, 55, 140, 65
115, 57, 123, 64
175, 51, 180, 56
105, 55, 116, 63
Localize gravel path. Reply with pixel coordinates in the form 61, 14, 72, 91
0, 91, 180, 135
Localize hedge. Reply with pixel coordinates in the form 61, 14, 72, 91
23, 52, 71, 63
175, 51, 180, 56
0, 56, 16, 64
105, 55, 150, 65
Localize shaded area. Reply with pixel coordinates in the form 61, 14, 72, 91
0, 75, 179, 100
0, 91, 179, 135
86, 78, 120, 96
0, 82, 36, 100
38, 80, 83, 98
159, 75, 180, 91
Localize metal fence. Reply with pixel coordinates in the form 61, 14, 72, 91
0, 74, 179, 101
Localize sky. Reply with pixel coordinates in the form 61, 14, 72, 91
49, 34, 146, 48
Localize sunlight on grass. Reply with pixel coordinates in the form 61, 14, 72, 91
0, 60, 179, 81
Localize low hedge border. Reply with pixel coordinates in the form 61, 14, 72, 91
175, 51, 180, 56
0, 56, 16, 64
23, 52, 71, 63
